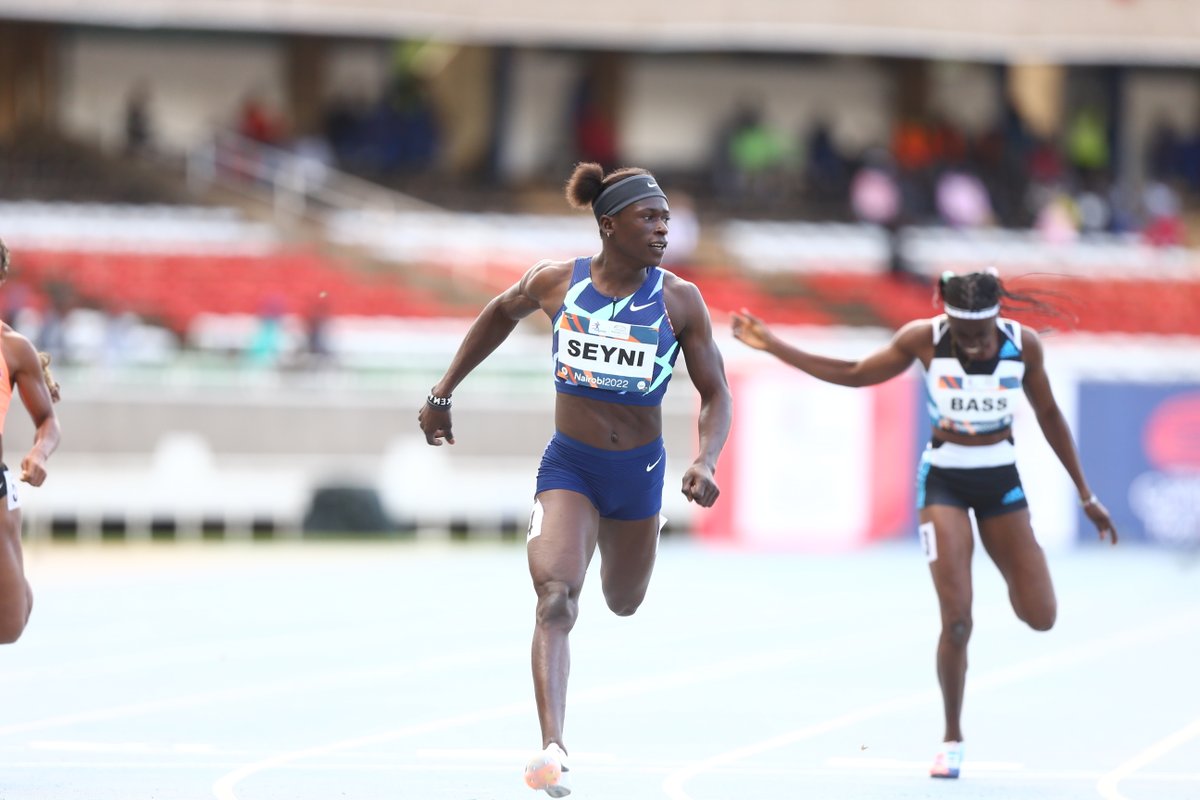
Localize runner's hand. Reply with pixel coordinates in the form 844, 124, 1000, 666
418, 404, 455, 446
681, 462, 719, 507
731, 308, 774, 351
1084, 498, 1118, 545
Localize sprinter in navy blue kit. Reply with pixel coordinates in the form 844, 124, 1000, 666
731, 270, 1116, 781
418, 163, 732, 797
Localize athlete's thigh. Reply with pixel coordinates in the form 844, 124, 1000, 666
527, 489, 600, 591
596, 514, 660, 599
977, 508, 1054, 610
922, 504, 975, 617
0, 508, 29, 622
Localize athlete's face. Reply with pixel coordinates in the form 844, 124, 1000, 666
607, 198, 669, 265
948, 316, 998, 361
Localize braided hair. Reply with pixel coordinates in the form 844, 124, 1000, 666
937, 269, 1071, 324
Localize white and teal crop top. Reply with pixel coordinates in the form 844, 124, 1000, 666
552, 256, 680, 407
925, 315, 1025, 436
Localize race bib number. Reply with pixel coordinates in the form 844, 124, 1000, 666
556, 313, 658, 393
4, 470, 20, 511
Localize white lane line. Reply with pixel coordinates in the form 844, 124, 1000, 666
414, 748, 618, 764
0, 645, 523, 737
824, 756, 1023, 771
661, 608, 1200, 800
29, 740, 219, 754
211, 617, 931, 799
212, 702, 529, 800
1096, 715, 1200, 800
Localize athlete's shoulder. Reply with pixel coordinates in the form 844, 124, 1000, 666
660, 267, 701, 300
661, 268, 705, 318
1019, 324, 1044, 356
894, 317, 936, 341
0, 324, 38, 370
525, 257, 574, 280
1, 323, 31, 348
891, 318, 936, 358
520, 258, 574, 297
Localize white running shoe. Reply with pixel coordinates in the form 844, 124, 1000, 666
930, 740, 963, 779
524, 742, 571, 797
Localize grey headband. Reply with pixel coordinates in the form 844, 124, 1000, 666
592, 174, 667, 221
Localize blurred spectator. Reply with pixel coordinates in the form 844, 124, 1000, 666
1035, 191, 1081, 245
305, 293, 334, 368
850, 153, 901, 226
247, 294, 286, 367
36, 277, 72, 364
1066, 107, 1110, 183
1141, 180, 1186, 247
239, 93, 281, 145
123, 81, 155, 157
103, 304, 139, 367
1, 279, 32, 332
323, 93, 365, 161
935, 170, 993, 228
1027, 137, 1066, 185
804, 120, 847, 201
727, 106, 795, 207
1146, 118, 1181, 181
851, 151, 911, 279
571, 74, 618, 170
1074, 188, 1112, 234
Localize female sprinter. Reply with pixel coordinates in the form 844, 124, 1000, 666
731, 269, 1115, 780
0, 239, 62, 643
418, 163, 732, 796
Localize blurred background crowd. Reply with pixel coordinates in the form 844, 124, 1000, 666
0, 0, 1197, 549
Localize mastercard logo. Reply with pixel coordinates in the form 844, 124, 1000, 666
1144, 391, 1200, 470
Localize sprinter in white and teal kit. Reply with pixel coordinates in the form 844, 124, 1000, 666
731, 269, 1117, 782
419, 163, 732, 797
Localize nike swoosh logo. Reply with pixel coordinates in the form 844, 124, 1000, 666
629, 301, 655, 312
646, 452, 664, 472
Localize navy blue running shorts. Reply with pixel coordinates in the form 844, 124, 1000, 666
536, 432, 665, 520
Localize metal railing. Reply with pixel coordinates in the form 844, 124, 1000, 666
185, 130, 441, 221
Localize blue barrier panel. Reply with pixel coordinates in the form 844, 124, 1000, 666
1078, 382, 1200, 546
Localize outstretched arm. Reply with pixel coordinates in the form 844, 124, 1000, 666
1021, 330, 1117, 544
418, 262, 556, 446
4, 332, 60, 486
672, 282, 732, 508
731, 308, 924, 387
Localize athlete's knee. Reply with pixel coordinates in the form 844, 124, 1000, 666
943, 617, 973, 647
0, 603, 30, 644
1020, 600, 1056, 632
604, 588, 646, 617
535, 581, 579, 630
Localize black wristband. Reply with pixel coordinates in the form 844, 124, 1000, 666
426, 391, 452, 409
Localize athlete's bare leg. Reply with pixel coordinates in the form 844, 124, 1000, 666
924, 505, 975, 743
597, 514, 660, 616
527, 490, 599, 751
0, 506, 31, 644
978, 508, 1056, 631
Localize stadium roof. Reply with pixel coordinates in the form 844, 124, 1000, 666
2, 0, 1200, 65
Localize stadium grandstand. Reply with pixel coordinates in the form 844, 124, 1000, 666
0, 1, 1198, 546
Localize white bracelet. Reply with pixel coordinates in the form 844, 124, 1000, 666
1080, 494, 1099, 507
